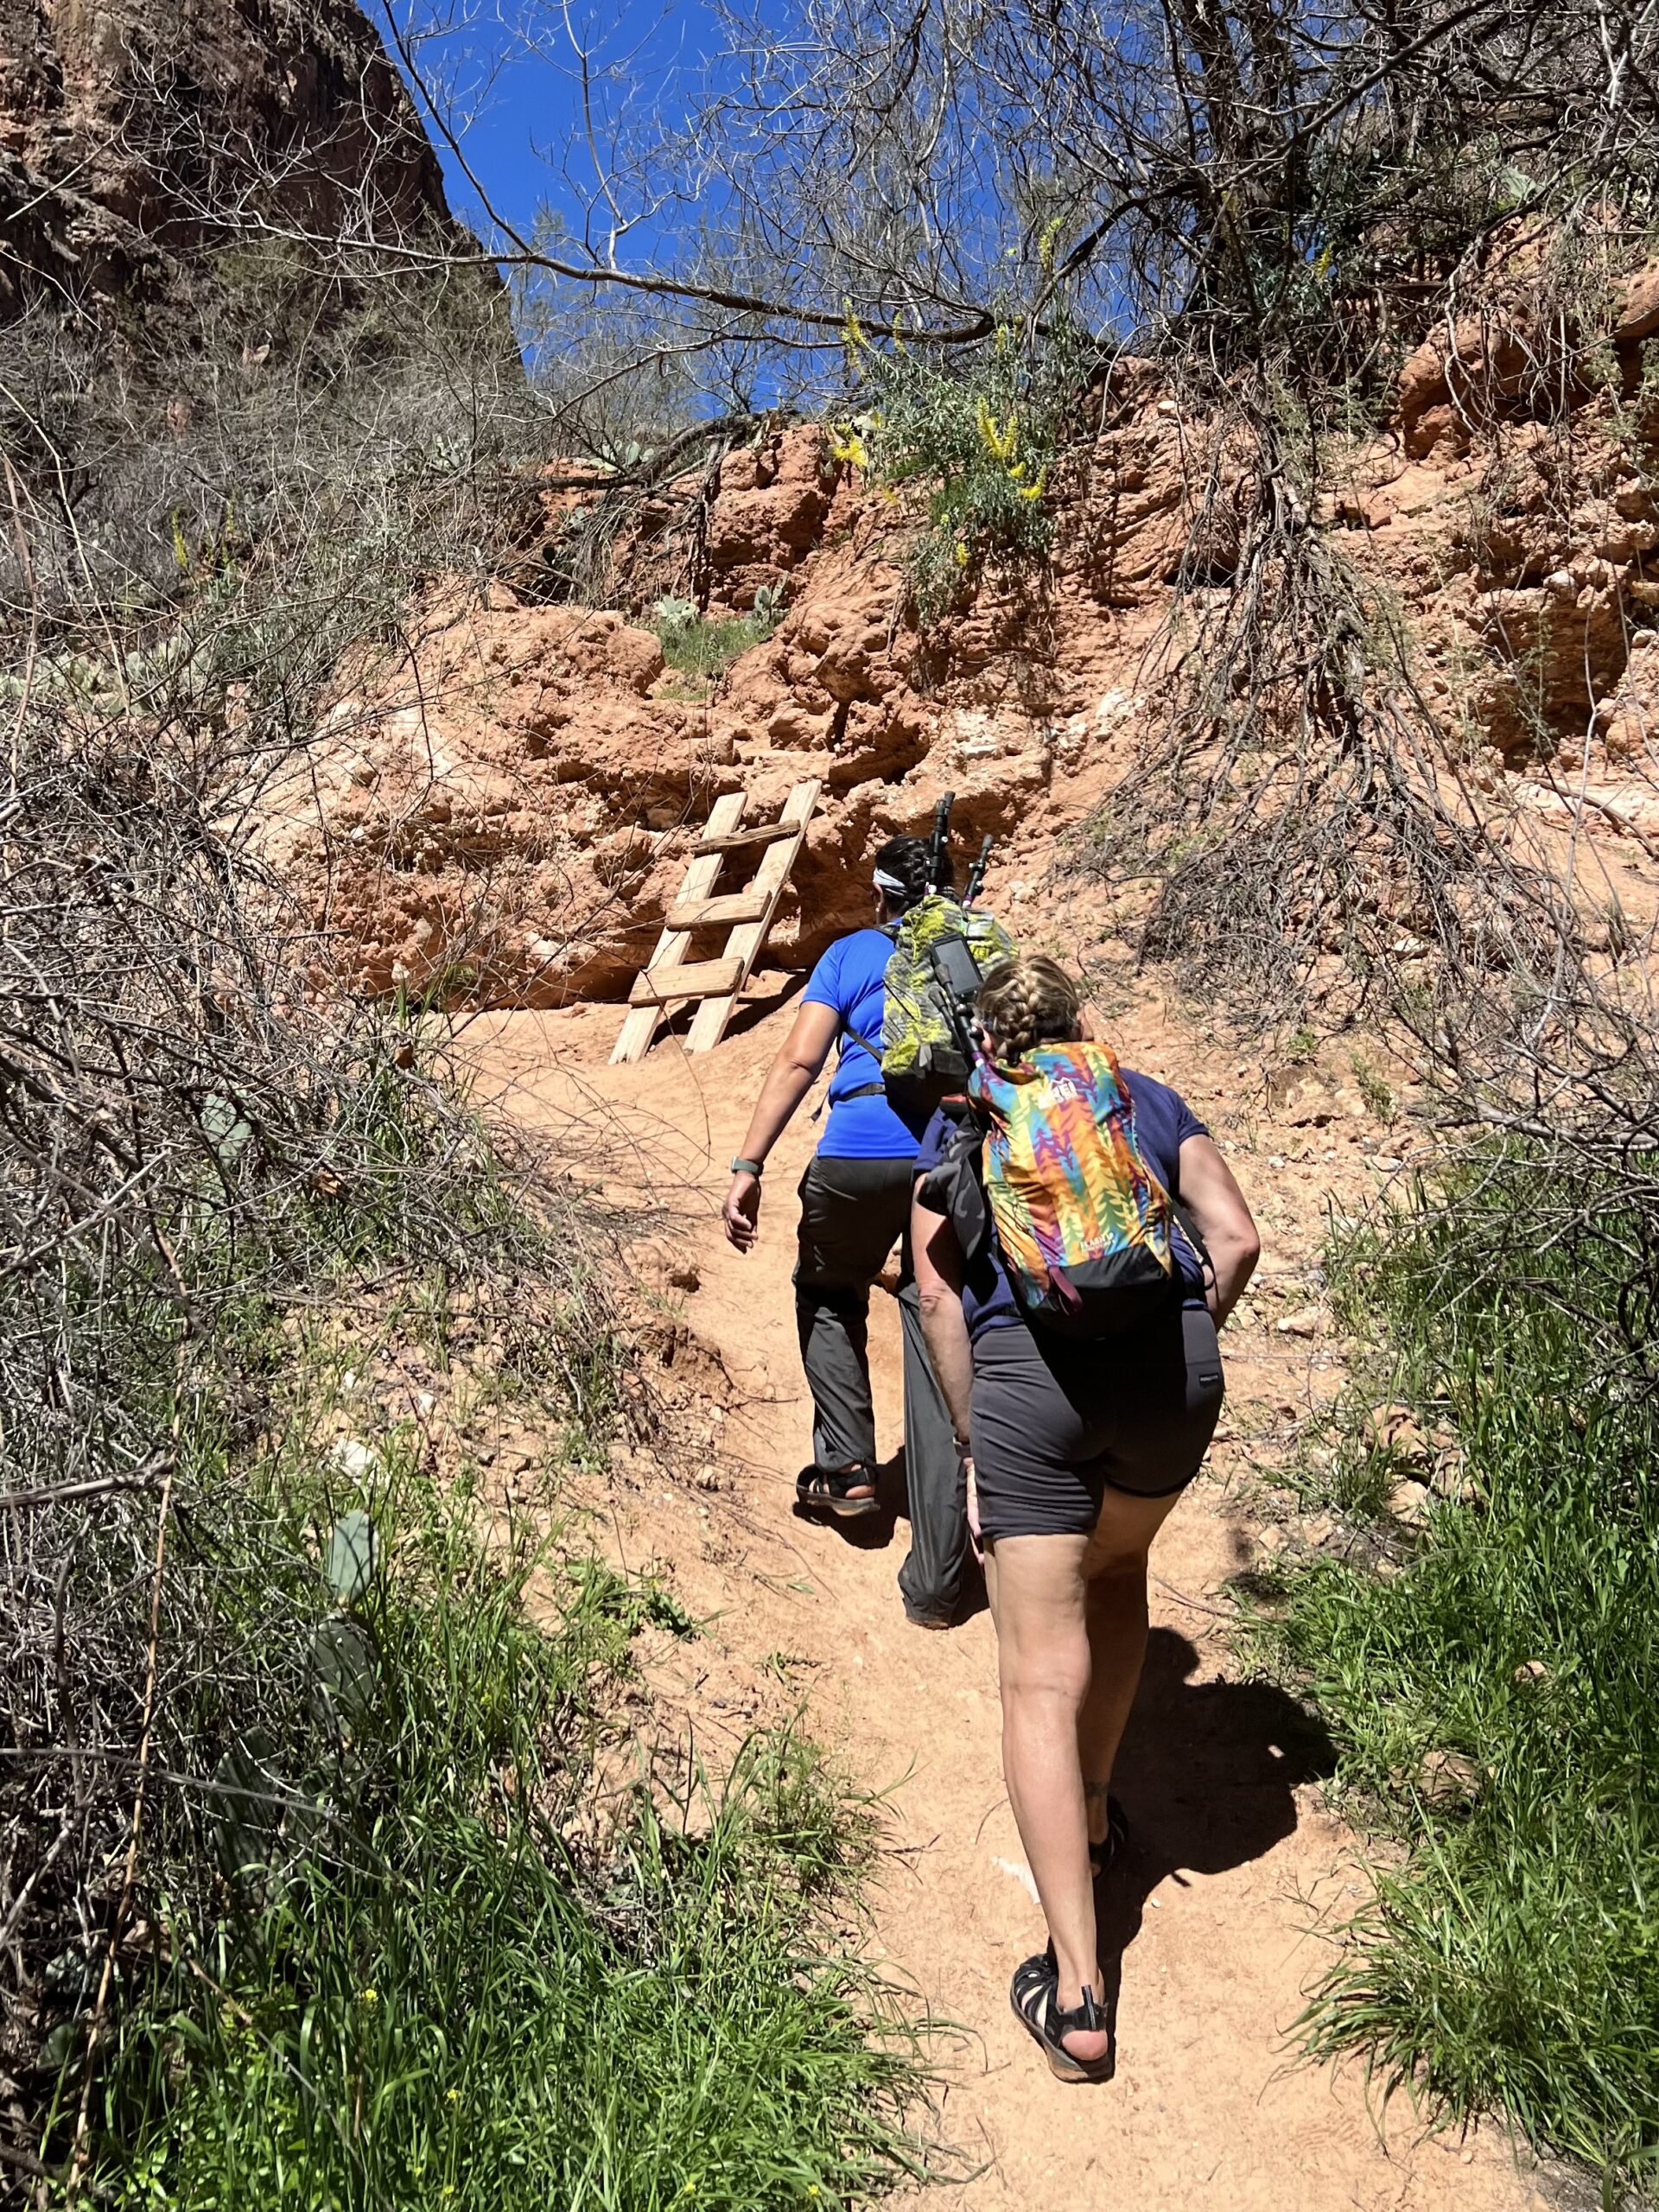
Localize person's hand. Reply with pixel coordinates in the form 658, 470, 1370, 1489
962, 1453, 984, 1563
722, 1172, 761, 1251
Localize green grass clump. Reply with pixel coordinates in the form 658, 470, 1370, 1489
67, 1437, 925, 2209
1257, 1152, 1659, 2188
652, 594, 778, 692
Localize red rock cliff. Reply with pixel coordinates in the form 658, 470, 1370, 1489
0, 0, 462, 314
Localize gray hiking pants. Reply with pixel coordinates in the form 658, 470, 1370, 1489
793, 1154, 969, 1626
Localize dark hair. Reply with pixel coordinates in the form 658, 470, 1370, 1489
874, 833, 952, 912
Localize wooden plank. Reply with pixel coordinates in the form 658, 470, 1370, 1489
628, 956, 745, 1006
664, 889, 771, 932
610, 791, 747, 1064
690, 822, 800, 857
684, 779, 820, 1054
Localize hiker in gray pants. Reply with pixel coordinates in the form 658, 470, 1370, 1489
721, 836, 969, 1628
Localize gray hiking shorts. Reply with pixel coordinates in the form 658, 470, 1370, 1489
969, 1304, 1225, 1544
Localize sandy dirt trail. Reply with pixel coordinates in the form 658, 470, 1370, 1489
467, 988, 1555, 2212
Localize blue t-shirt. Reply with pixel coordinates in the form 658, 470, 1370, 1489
802, 930, 929, 1160
913, 1071, 1211, 1336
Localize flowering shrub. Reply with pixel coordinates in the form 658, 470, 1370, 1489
831, 305, 1086, 621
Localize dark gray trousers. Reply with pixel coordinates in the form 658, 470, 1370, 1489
793, 1154, 968, 1624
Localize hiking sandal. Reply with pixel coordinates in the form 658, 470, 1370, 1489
1009, 1951, 1111, 2084
795, 1462, 879, 1518
1088, 1793, 1129, 1881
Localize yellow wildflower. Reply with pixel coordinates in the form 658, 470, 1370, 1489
1039, 215, 1065, 274
828, 426, 870, 473
358, 1987, 379, 2007
1019, 470, 1048, 503
975, 397, 1019, 464
954, 541, 970, 569
1313, 241, 1333, 280
842, 302, 866, 353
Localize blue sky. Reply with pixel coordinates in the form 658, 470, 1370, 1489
383, 0, 728, 253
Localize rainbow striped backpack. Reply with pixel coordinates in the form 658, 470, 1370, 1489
969, 1041, 1181, 1338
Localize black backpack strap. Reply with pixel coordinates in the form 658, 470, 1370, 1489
1169, 1195, 1216, 1297
831, 922, 898, 1066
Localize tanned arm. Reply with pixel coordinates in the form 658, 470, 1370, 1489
721, 1000, 842, 1249
1175, 1135, 1262, 1326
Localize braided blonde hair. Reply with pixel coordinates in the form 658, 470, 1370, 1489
975, 955, 1083, 1063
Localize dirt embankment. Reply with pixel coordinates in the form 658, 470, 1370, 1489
268, 269, 1659, 1016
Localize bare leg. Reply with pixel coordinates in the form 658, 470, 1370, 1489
988, 1531, 1107, 2062
1075, 1488, 1185, 1846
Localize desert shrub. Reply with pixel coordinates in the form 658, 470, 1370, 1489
0, 235, 933, 2196
834, 314, 1089, 620
0, 725, 632, 2181
652, 588, 780, 687
1255, 1151, 1659, 2189
0, 241, 536, 632
0, 252, 929, 2193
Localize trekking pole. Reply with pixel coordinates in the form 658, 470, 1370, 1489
963, 834, 995, 905
929, 792, 955, 892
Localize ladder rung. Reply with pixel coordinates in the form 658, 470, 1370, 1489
665, 890, 772, 932
691, 821, 801, 856
628, 956, 746, 1006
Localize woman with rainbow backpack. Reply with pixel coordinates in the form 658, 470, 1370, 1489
911, 954, 1260, 2083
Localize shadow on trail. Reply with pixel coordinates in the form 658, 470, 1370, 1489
1091, 1627, 1338, 2077
652, 972, 807, 1050
790, 1449, 990, 1623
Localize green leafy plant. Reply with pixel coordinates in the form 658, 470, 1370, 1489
652, 595, 779, 692
1349, 1052, 1397, 1123
834, 309, 1088, 622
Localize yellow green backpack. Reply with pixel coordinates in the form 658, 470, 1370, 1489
880, 893, 1015, 1108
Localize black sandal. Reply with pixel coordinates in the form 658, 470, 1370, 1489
1010, 1950, 1111, 2084
1088, 1794, 1129, 1881
795, 1462, 879, 1518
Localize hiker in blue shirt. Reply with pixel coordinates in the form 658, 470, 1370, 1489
721, 836, 966, 1627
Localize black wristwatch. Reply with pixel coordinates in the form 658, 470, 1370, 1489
729, 1156, 765, 1178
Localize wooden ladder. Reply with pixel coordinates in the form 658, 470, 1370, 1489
610, 778, 820, 1064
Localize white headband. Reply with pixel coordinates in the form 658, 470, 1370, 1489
873, 868, 906, 895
